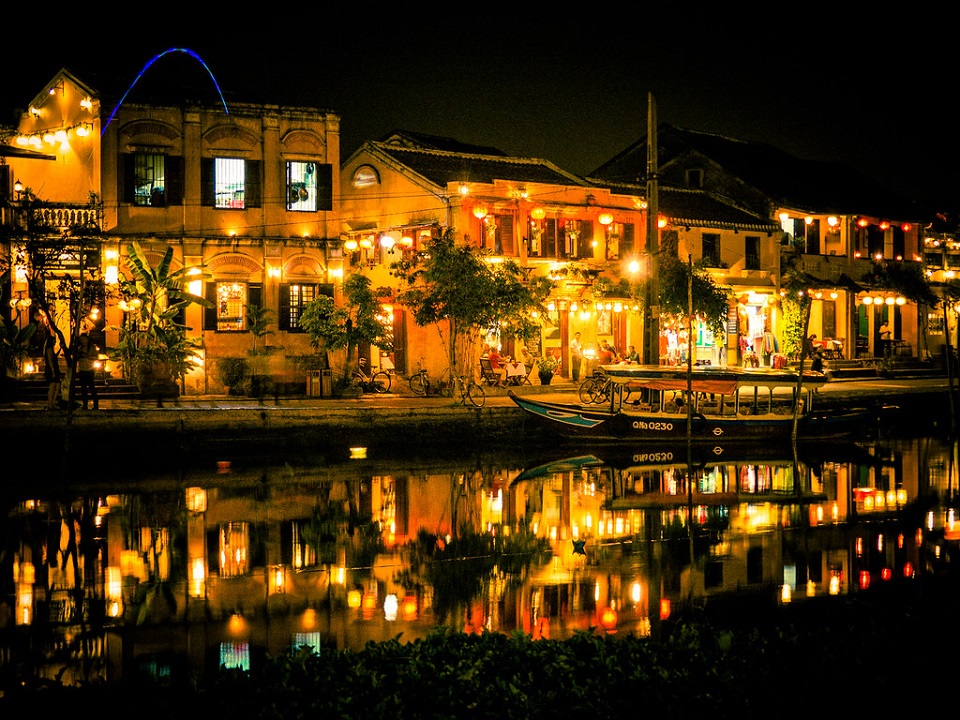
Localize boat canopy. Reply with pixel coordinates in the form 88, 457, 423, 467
599, 364, 828, 393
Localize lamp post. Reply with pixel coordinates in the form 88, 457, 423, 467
13, 178, 23, 200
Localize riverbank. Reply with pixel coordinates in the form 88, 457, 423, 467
2, 377, 954, 480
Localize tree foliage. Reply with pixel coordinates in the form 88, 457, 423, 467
391, 231, 554, 375
300, 273, 392, 383
111, 242, 212, 384
656, 254, 729, 339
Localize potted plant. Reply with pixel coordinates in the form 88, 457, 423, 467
537, 354, 560, 385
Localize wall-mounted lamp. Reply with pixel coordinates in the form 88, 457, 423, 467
13, 179, 23, 200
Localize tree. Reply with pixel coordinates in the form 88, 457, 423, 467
654, 253, 729, 340
391, 230, 554, 378
300, 273, 392, 387
112, 242, 212, 398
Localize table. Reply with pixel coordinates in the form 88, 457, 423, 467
504, 362, 529, 385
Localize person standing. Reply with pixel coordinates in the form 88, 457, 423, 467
75, 331, 99, 410
570, 332, 582, 382
43, 334, 62, 410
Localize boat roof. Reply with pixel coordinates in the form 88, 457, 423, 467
598, 364, 828, 392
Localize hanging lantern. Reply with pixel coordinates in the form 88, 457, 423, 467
598, 212, 614, 226
530, 207, 546, 220
473, 204, 488, 219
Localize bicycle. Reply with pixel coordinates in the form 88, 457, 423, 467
578, 371, 633, 405
405, 357, 430, 396
453, 374, 486, 407
438, 370, 485, 407
353, 358, 391, 394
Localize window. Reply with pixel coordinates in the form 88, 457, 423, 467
702, 233, 721, 266
123, 153, 182, 206
205, 282, 262, 331
352, 165, 379, 188
287, 161, 318, 211
279, 283, 333, 331
685, 168, 704, 189
745, 236, 760, 270
219, 522, 249, 578
219, 642, 250, 671
216, 158, 245, 209
202, 157, 261, 209
134, 153, 165, 206
287, 161, 333, 212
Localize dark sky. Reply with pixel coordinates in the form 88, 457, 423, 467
5, 15, 957, 211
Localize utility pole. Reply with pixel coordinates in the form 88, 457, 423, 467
644, 93, 660, 365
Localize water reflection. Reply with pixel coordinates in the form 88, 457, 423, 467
2, 434, 959, 688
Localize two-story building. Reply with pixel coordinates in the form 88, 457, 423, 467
2, 62, 341, 394
591, 123, 932, 364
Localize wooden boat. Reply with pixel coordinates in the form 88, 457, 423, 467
509, 364, 882, 444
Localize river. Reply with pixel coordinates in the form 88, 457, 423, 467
2, 419, 959, 689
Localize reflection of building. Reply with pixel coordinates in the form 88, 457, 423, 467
0, 437, 949, 686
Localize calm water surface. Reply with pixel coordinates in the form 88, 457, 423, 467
3, 428, 959, 688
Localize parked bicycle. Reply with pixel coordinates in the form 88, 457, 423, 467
405, 357, 430, 396
578, 371, 633, 405
438, 370, 485, 407
353, 358, 391, 394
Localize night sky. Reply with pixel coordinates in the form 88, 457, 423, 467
4, 14, 956, 211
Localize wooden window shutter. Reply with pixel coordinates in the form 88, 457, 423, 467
201, 158, 215, 207
204, 282, 217, 330
543, 219, 557, 257
278, 284, 291, 331
166, 156, 183, 206
393, 307, 407, 374
247, 284, 263, 328
498, 215, 515, 255
316, 163, 333, 211
579, 221, 594, 259
621, 223, 635, 255
121, 154, 135, 204
245, 160, 262, 208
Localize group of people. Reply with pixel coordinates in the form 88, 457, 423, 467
41, 329, 100, 410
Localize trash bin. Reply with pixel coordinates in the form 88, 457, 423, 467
306, 370, 322, 397
320, 369, 333, 397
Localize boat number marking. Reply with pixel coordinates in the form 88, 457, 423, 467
633, 451, 675, 463
631, 421, 674, 432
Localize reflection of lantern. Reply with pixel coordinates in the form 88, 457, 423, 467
599, 606, 618, 631
598, 212, 613, 226
659, 598, 671, 620
530, 207, 546, 220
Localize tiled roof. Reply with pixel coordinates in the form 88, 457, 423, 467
378, 130, 508, 156
591, 123, 927, 222
369, 143, 589, 188
587, 178, 780, 233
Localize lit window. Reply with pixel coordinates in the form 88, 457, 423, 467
134, 153, 166, 207
215, 158, 245, 209
217, 282, 246, 331
219, 642, 250, 671
352, 165, 379, 188
291, 632, 321, 655
219, 522, 249, 577
287, 161, 318, 211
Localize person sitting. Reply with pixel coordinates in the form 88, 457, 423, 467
487, 347, 506, 385
597, 341, 615, 364
624, 345, 640, 363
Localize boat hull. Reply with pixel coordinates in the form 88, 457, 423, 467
509, 391, 874, 443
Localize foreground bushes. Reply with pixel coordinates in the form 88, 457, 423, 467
5, 580, 959, 718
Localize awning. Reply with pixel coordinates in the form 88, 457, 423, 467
0, 144, 56, 161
